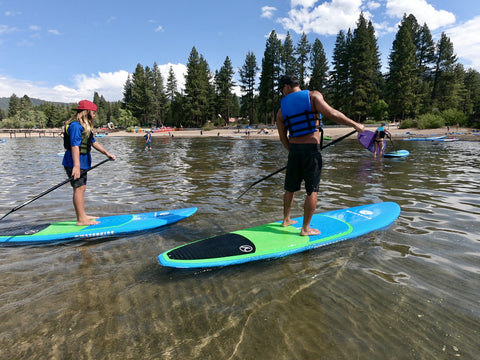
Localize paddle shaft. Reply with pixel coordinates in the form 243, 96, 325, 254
0, 158, 111, 221
388, 134, 397, 151
237, 130, 357, 199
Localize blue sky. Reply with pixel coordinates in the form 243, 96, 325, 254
1, 0, 479, 103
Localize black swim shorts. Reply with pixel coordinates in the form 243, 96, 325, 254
284, 143, 322, 195
64, 167, 88, 188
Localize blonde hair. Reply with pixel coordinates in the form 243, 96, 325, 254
65, 110, 94, 134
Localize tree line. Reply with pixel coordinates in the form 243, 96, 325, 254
2, 13, 479, 130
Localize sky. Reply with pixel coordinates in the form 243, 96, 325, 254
1, 0, 480, 103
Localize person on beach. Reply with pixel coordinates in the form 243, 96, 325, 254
62, 100, 116, 225
373, 122, 391, 159
276, 74, 365, 236
144, 130, 152, 150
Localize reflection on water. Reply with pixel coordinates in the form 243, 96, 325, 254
0, 135, 479, 359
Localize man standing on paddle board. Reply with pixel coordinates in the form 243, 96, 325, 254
63, 100, 116, 226
276, 74, 365, 236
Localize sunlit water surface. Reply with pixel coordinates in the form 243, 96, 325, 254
0, 134, 479, 359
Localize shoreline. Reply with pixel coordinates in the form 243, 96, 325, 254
104, 126, 480, 141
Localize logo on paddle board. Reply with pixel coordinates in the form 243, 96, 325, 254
239, 245, 253, 253
348, 209, 374, 219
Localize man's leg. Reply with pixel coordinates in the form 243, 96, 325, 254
281, 190, 297, 227
301, 191, 320, 236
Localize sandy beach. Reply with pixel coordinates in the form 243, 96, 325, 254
105, 125, 480, 141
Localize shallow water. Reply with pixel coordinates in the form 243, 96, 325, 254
0, 135, 479, 359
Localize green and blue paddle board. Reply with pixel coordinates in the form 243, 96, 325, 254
0, 207, 197, 245
158, 202, 400, 268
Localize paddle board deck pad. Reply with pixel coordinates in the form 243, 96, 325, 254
158, 202, 400, 269
0, 207, 197, 245
358, 130, 386, 153
384, 149, 410, 157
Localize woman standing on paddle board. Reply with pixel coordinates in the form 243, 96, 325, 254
63, 100, 116, 226
276, 74, 364, 236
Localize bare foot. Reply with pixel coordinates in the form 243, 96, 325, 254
281, 219, 298, 227
300, 228, 321, 236
76, 218, 100, 226
86, 215, 99, 219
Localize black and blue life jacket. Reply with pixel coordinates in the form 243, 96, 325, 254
64, 122, 93, 155
280, 90, 318, 138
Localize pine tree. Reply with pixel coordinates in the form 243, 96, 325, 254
152, 62, 168, 126
309, 38, 329, 92
281, 32, 297, 76
8, 94, 21, 118
258, 31, 282, 124
126, 63, 154, 125
432, 32, 458, 110
386, 15, 418, 119
166, 66, 178, 102
215, 56, 235, 122
415, 23, 436, 113
463, 68, 480, 123
350, 13, 382, 121
329, 30, 352, 114
295, 33, 310, 88
239, 51, 259, 124
184, 47, 214, 127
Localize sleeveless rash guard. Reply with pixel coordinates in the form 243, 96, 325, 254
280, 90, 318, 138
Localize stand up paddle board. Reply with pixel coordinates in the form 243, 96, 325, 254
0, 207, 197, 245
384, 150, 410, 157
158, 202, 400, 269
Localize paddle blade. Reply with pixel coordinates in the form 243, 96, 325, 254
358, 130, 376, 152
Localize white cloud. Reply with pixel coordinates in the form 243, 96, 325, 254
72, 71, 130, 101
156, 63, 187, 92
261, 6, 277, 19
48, 29, 60, 35
385, 0, 455, 30
279, 0, 363, 36
0, 64, 188, 103
366, 1, 381, 11
446, 16, 480, 71
154, 25, 164, 32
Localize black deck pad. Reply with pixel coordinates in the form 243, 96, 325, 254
167, 233, 256, 260
0, 223, 50, 236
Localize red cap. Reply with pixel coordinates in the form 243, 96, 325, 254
74, 100, 97, 112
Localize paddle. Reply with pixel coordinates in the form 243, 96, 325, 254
0, 157, 112, 221
236, 129, 357, 199
387, 133, 397, 152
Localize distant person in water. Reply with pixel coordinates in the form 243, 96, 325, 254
144, 130, 152, 150
373, 122, 391, 159
276, 74, 365, 236
62, 100, 116, 225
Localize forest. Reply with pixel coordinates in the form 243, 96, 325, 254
1, 13, 479, 130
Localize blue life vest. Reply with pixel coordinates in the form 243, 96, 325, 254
280, 90, 318, 138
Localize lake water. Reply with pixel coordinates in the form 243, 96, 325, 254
0, 134, 479, 359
